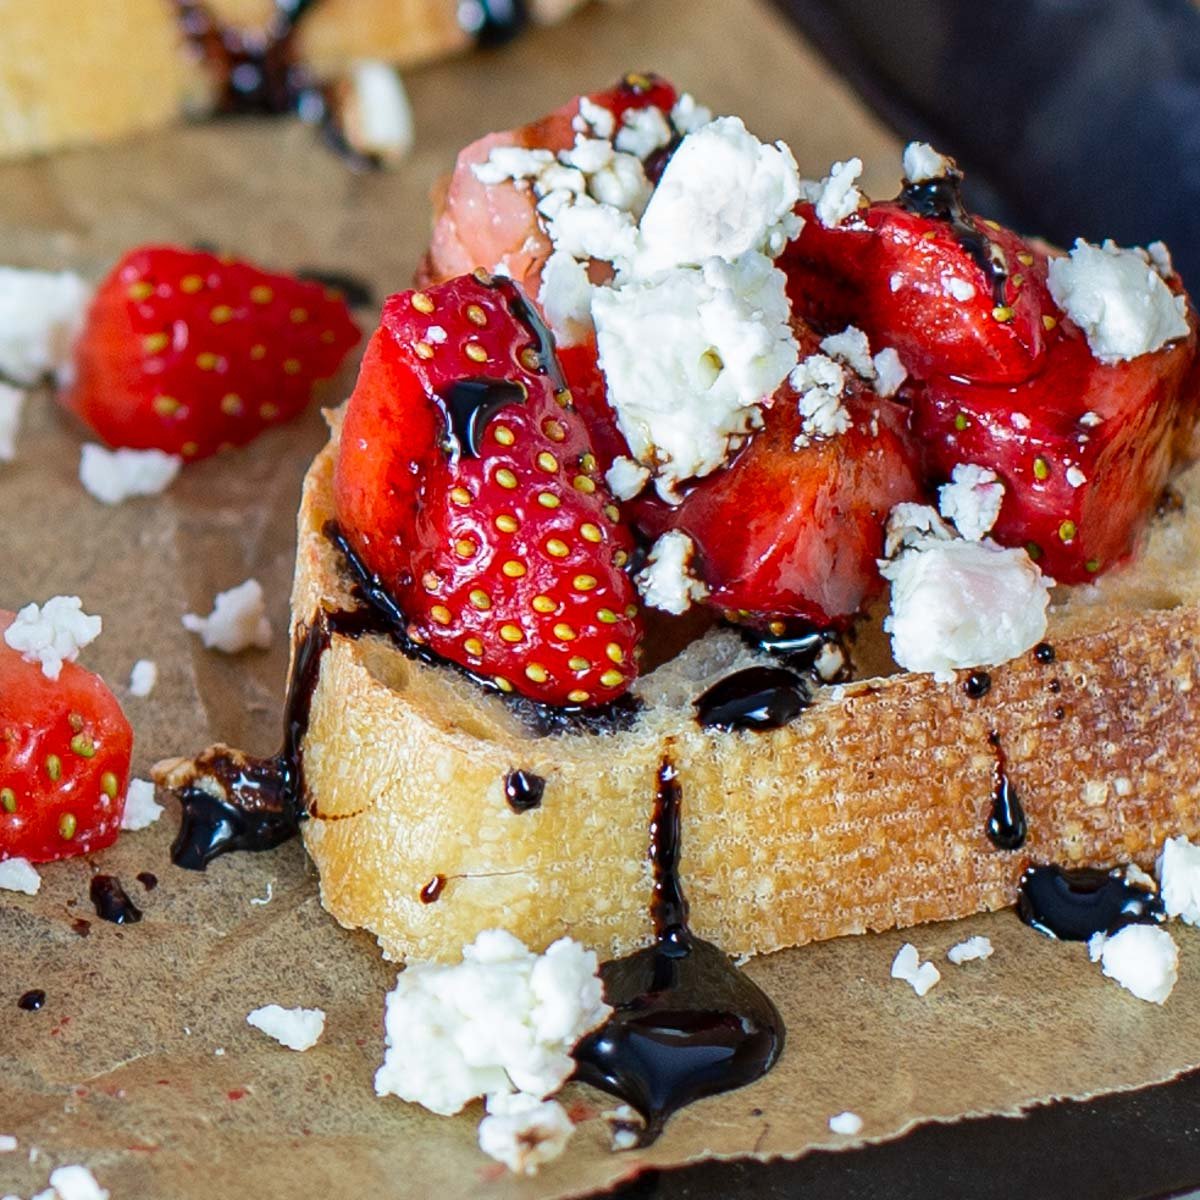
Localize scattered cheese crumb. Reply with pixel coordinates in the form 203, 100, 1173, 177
890, 942, 941, 996
803, 157, 864, 228
1158, 835, 1200, 925
902, 141, 954, 183
603, 1104, 644, 1151
1047, 238, 1189, 363
472, 146, 556, 185
947, 935, 994, 965
635, 531, 710, 615
182, 579, 272, 654
1088, 924, 1178, 1005
819, 326, 874, 380
614, 104, 672, 159
937, 463, 1005, 541
945, 276, 976, 302
79, 443, 182, 505
1079, 411, 1103, 428
0, 267, 91, 386
790, 354, 849, 446
0, 857, 41, 895
128, 658, 157, 697
477, 1092, 574, 1175
0, 1135, 14, 1152
250, 881, 274, 906
537, 249, 594, 347
374, 930, 610, 1117
120, 779, 163, 832
0, 382, 24, 462
44, 1164, 109, 1200
873, 347, 908, 398
670, 92, 713, 135
425, 324, 447, 344
246, 1004, 326, 1051
605, 455, 650, 502
575, 96, 615, 140
3, 596, 102, 681
1065, 465, 1087, 488
828, 1111, 864, 1135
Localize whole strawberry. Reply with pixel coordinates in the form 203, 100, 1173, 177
62, 245, 360, 459
334, 272, 642, 707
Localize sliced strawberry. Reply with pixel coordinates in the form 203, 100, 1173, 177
556, 338, 632, 476
914, 319, 1198, 582
334, 272, 642, 706
784, 175, 1058, 385
61, 245, 360, 460
0, 613, 133, 863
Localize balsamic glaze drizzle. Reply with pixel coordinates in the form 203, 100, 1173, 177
1017, 865, 1164, 941
18, 989, 45, 1011
985, 731, 1027, 851
572, 760, 785, 1144
89, 876, 143, 925
437, 379, 529, 459
739, 621, 850, 682
964, 671, 991, 700
695, 667, 810, 732
896, 172, 1009, 306
504, 770, 546, 812
420, 875, 446, 904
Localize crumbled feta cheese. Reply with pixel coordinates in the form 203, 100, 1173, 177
128, 658, 157, 697
603, 1104, 644, 1151
819, 326, 874, 380
605, 455, 650, 501
537, 250, 594, 347
477, 1092, 574, 1175
471, 146, 556, 185
588, 151, 652, 217
802, 157, 864, 228
890, 943, 941, 996
790, 353, 850, 446
1158, 835, 1200, 925
79, 443, 182, 505
0, 382, 24, 461
1047, 238, 1189, 363
902, 141, 954, 183
182, 579, 272, 654
872, 347, 907, 398
1125, 861, 1156, 891
614, 104, 672, 159
539, 191, 639, 269
0, 857, 41, 895
1088, 924, 1178, 1005
1146, 240, 1174, 279
575, 96, 615, 140
814, 640, 846, 683
0, 1135, 15, 1152
670, 92, 713, 136
945, 276, 976, 302
635, 531, 709, 615
593, 253, 797, 499
880, 507, 1050, 680
246, 1004, 326, 1051
883, 502, 955, 557
828, 1111, 864, 1135
45, 1165, 109, 1200
0, 267, 91, 386
636, 117, 802, 274
947, 935, 994, 965
3, 596, 102, 681
426, 325, 447, 344
937, 462, 1005, 541
120, 779, 163, 832
1065, 465, 1087, 488
374, 930, 610, 1117
560, 136, 614, 174
341, 61, 414, 163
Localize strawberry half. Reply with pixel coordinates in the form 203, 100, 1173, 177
0, 613, 133, 863
334, 272, 642, 707
61, 245, 360, 460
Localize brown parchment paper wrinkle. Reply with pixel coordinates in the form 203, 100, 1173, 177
2, 2, 1200, 1196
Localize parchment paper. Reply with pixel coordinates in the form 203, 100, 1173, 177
2, 2, 1200, 1196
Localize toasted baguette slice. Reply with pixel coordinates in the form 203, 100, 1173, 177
278, 415, 1200, 963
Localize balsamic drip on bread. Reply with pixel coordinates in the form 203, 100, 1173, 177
89, 875, 143, 925
572, 759, 785, 1144
1017, 865, 1164, 940
17, 989, 45, 1011
695, 666, 810, 732
504, 770, 546, 812
985, 731, 1027, 851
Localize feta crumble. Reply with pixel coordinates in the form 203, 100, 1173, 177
182, 579, 272, 654
538, 190, 639, 270
477, 1092, 574, 1175
945, 276, 976, 302
0, 382, 24, 462
828, 1111, 864, 1135
537, 249, 594, 347
0, 267, 91, 386
819, 326, 874, 379
605, 455, 650, 501
0, 857, 41, 895
246, 1004, 326, 1051
635, 531, 709, 615
890, 943, 941, 996
790, 353, 850, 446
946, 935, 994, 965
1088, 924, 1178, 1005
128, 658, 157, 697
34, 1165, 110, 1200
0, 1134, 15, 1152
1047, 238, 1189, 363
575, 96, 615, 140
670, 92, 713, 136
1158, 835, 1200, 925
902, 141, 954, 183
120, 779, 163, 832
802, 157, 864, 228
471, 146, 556, 185
3, 596, 102, 681
1065, 465, 1087, 488
79, 443, 182, 505
873, 347, 907, 398
374, 930, 610, 1117
937, 463, 1005, 541
614, 104, 672, 160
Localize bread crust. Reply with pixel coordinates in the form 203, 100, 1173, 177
292, 426, 1200, 963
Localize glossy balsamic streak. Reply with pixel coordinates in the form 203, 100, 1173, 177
137, 872, 159, 891
437, 378, 529, 458
573, 760, 785, 1144
1017, 865, 1164, 941
986, 731, 1027, 851
89, 875, 143, 925
964, 671, 992, 699
420, 875, 446, 904
1034, 642, 1056, 664
71, 919, 92, 937
18, 989, 45, 1011
695, 667, 810, 732
504, 769, 546, 812
740, 622, 850, 682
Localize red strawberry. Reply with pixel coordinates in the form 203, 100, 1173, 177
639, 326, 924, 627
61, 245, 360, 460
0, 613, 133, 863
913, 319, 1198, 583
784, 178, 1058, 385
334, 272, 642, 707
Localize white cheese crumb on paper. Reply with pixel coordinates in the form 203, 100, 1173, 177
937, 462, 1005, 541
79, 443, 182, 505
43, 1164, 109, 1200
902, 141, 954, 183
182, 579, 272, 654
477, 1092, 574, 1175
802, 157, 864, 228
0, 1135, 15, 1152
0, 857, 41, 895
0, 267, 91, 386
828, 1111, 864, 1135
947, 935, 994, 965
0, 382, 24, 462
246, 1004, 326, 1051
3, 596, 102, 681
1158, 835, 1200, 925
1088, 924, 1178, 1005
128, 658, 158, 697
891, 942, 941, 996
120, 779, 163, 832
635, 531, 710, 616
